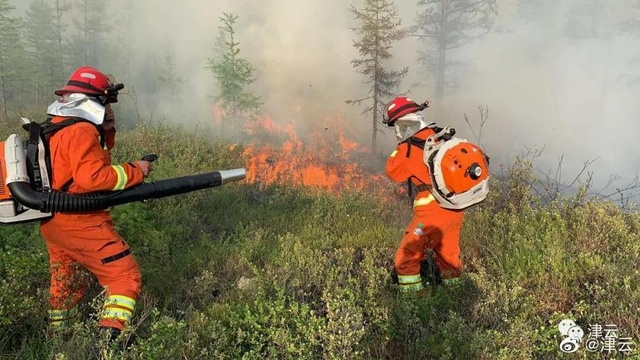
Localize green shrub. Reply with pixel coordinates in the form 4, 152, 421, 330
0, 123, 638, 359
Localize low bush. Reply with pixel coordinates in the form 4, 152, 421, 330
0, 124, 637, 359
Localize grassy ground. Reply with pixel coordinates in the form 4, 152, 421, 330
0, 123, 638, 359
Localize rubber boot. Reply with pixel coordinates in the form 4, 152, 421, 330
419, 255, 443, 287
390, 267, 399, 285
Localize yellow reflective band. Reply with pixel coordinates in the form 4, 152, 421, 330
49, 308, 78, 327
390, 150, 398, 157
111, 165, 127, 190
413, 194, 435, 207
101, 308, 133, 322
397, 274, 422, 284
105, 295, 136, 311
399, 282, 424, 292
48, 310, 67, 320
48, 308, 77, 320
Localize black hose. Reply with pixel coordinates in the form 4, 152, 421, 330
8, 171, 230, 213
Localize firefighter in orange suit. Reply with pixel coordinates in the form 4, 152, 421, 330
40, 66, 153, 338
384, 96, 464, 293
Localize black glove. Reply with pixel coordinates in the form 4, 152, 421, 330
141, 154, 158, 162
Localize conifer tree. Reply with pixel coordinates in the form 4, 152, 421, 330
206, 13, 262, 127
414, 0, 497, 101
70, 0, 107, 67
53, 0, 70, 82
107, 0, 134, 81
159, 51, 182, 94
565, 0, 611, 39
24, 0, 60, 105
0, 0, 22, 119
516, 0, 558, 24
348, 0, 408, 150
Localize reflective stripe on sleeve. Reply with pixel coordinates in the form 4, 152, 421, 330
390, 150, 398, 157
111, 165, 128, 190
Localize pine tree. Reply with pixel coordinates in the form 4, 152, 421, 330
621, 0, 640, 34
0, 0, 22, 119
619, 0, 640, 86
107, 0, 134, 81
158, 51, 182, 94
565, 0, 611, 39
24, 0, 60, 106
70, 0, 107, 67
414, 0, 497, 101
206, 13, 262, 128
348, 0, 408, 150
517, 0, 558, 24
53, 0, 70, 82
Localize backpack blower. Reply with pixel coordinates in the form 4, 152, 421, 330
421, 126, 489, 210
0, 119, 246, 224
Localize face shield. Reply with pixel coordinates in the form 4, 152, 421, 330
46, 93, 106, 125
393, 111, 436, 142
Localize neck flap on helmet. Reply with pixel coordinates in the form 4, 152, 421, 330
394, 111, 436, 142
47, 93, 106, 125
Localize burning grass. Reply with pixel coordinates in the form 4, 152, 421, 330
241, 115, 398, 200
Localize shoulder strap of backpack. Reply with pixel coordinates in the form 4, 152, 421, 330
399, 136, 426, 160
24, 117, 106, 192
26, 121, 47, 190
399, 136, 431, 204
42, 117, 106, 149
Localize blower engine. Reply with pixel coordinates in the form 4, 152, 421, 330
422, 127, 490, 210
0, 131, 246, 224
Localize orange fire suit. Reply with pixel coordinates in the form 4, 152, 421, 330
40, 116, 145, 331
386, 127, 464, 292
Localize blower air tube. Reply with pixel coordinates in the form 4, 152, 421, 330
7, 169, 246, 213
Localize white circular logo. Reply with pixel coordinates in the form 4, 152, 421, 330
560, 337, 580, 353
558, 319, 577, 335
558, 319, 585, 354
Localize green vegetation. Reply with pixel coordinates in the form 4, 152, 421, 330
0, 123, 638, 359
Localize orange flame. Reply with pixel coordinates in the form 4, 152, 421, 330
241, 114, 395, 198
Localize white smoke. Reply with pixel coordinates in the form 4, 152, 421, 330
8, 0, 640, 195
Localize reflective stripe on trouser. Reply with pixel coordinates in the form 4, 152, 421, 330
397, 274, 424, 292
101, 294, 136, 325
395, 197, 464, 281
40, 217, 142, 332
49, 307, 79, 327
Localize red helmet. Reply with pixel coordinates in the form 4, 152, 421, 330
383, 96, 429, 126
55, 66, 123, 103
